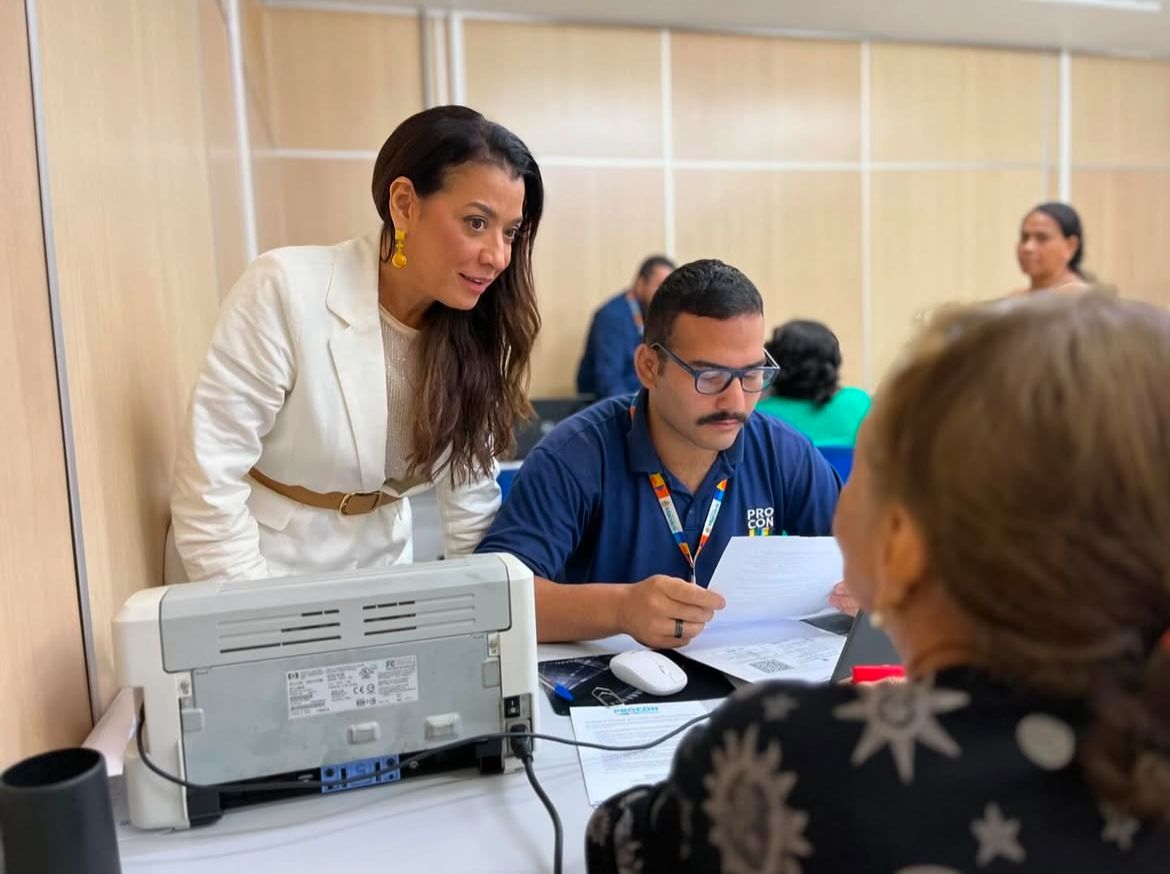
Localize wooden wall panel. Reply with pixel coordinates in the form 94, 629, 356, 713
674, 171, 863, 386
871, 43, 1057, 163
0, 0, 92, 764
261, 7, 422, 151
529, 167, 666, 396
198, 0, 248, 296
254, 157, 379, 252
870, 170, 1047, 383
1071, 170, 1170, 307
1071, 56, 1170, 165
464, 21, 662, 158
37, 0, 221, 706
671, 33, 861, 163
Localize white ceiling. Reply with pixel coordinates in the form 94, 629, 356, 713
316, 0, 1170, 56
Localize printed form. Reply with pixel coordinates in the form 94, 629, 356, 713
683, 536, 847, 683
569, 701, 709, 805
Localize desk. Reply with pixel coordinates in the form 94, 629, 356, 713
112, 640, 717, 874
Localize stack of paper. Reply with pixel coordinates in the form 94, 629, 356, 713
682, 536, 847, 683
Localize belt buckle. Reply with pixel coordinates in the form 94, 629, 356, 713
337, 490, 381, 516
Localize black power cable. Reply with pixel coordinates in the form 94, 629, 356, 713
511, 727, 562, 874
134, 707, 710, 870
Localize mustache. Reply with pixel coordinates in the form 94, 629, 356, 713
697, 412, 748, 426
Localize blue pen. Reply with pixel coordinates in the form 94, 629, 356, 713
539, 676, 574, 702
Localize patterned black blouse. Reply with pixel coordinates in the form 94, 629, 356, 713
585, 667, 1170, 873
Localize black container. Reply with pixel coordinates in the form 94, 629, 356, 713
0, 747, 122, 874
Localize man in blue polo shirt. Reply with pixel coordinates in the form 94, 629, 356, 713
479, 259, 841, 648
576, 255, 675, 399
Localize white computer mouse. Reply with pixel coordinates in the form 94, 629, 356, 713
608, 650, 688, 696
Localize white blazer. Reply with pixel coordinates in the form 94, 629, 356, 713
170, 230, 501, 582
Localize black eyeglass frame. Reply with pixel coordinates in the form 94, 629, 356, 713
650, 343, 781, 395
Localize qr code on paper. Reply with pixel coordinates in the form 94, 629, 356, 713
749, 659, 792, 675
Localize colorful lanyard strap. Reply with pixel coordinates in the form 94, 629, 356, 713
648, 472, 728, 584
624, 291, 644, 336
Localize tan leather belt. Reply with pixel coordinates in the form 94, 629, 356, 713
248, 467, 423, 516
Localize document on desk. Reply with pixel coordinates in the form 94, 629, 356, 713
682, 618, 845, 683
570, 701, 708, 806
682, 536, 847, 683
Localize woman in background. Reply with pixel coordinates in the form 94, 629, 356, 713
756, 319, 870, 446
169, 106, 543, 582
1016, 201, 1090, 293
588, 292, 1170, 872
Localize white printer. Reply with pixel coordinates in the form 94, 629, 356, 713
115, 554, 538, 829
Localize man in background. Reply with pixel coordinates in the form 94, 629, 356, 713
576, 255, 675, 399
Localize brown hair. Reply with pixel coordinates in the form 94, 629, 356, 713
867, 290, 1170, 822
371, 106, 542, 482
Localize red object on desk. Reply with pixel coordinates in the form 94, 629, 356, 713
851, 665, 905, 683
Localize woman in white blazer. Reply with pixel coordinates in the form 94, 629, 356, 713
169, 106, 543, 582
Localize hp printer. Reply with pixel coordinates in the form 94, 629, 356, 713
115, 553, 537, 829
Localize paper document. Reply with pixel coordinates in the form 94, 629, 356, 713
707, 536, 843, 623
679, 537, 847, 683
683, 618, 845, 684
569, 701, 708, 806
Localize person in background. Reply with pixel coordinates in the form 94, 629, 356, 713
576, 255, 675, 399
479, 260, 840, 649
757, 319, 870, 447
586, 291, 1170, 872
1016, 201, 1090, 294
169, 106, 543, 582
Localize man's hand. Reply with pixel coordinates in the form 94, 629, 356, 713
617, 574, 727, 649
829, 581, 859, 617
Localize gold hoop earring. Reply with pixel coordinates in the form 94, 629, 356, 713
869, 610, 887, 629
391, 229, 407, 269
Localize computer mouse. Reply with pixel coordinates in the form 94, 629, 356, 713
608, 650, 688, 696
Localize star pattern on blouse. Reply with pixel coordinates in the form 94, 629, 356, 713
613, 789, 649, 874
1100, 801, 1140, 851
971, 802, 1026, 867
763, 693, 800, 722
702, 723, 811, 874
833, 677, 969, 784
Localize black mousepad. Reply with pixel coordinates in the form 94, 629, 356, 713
538, 650, 736, 716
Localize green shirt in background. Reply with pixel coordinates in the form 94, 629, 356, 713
756, 386, 871, 446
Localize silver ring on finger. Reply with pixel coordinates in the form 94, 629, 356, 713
674, 619, 684, 639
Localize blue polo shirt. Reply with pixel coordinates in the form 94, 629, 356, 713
477, 390, 841, 587
576, 291, 643, 398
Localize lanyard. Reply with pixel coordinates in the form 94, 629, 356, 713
624, 291, 644, 336
648, 472, 728, 584
629, 403, 729, 583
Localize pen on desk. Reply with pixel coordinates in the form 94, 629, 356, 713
538, 676, 575, 702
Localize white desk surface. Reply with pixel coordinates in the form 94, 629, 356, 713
113, 640, 717, 874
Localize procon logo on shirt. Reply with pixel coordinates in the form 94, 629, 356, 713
746, 506, 775, 537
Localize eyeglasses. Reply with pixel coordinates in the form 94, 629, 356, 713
651, 343, 780, 395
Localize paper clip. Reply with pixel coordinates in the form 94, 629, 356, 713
592, 686, 625, 707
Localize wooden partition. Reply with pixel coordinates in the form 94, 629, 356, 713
464, 21, 666, 395
1070, 55, 1170, 308
35, 0, 222, 707
672, 34, 863, 385
246, 5, 424, 251
869, 43, 1057, 381
199, 0, 248, 296
241, 11, 1170, 395
0, 1, 92, 763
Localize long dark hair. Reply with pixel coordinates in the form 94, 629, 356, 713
371, 106, 542, 482
1030, 201, 1086, 277
766, 319, 841, 406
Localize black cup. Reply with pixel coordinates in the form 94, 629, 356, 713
0, 747, 122, 874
